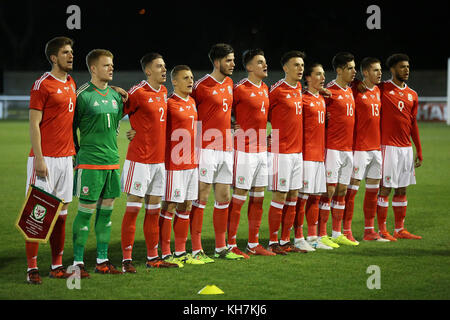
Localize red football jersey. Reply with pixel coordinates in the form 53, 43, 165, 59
324, 81, 355, 151
192, 74, 233, 151
352, 84, 381, 151
165, 93, 198, 171
268, 79, 303, 154
29, 72, 77, 157
302, 90, 326, 161
232, 78, 269, 153
124, 81, 167, 164
380, 80, 420, 148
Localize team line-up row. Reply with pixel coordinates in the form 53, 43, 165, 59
23, 38, 422, 284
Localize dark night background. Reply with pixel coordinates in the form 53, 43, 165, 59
0, 0, 449, 73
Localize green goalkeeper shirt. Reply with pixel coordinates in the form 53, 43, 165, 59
74, 82, 123, 170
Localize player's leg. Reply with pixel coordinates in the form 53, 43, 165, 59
227, 187, 249, 257
267, 190, 288, 255
190, 181, 211, 256
362, 178, 386, 241
280, 189, 305, 252
330, 151, 358, 245
318, 183, 337, 247
392, 147, 421, 239
227, 150, 252, 257
120, 160, 144, 268
72, 168, 103, 276
343, 178, 360, 241
48, 156, 74, 278
377, 145, 397, 241
93, 170, 122, 274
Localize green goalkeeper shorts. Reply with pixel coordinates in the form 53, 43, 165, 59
74, 168, 121, 202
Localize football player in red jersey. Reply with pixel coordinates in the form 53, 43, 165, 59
26, 36, 77, 284
227, 49, 275, 257
318, 52, 359, 247
343, 57, 389, 242
120, 53, 179, 271
266, 51, 306, 254
190, 44, 244, 261
375, 53, 422, 240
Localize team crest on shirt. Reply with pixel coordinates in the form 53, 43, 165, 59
408, 93, 413, 101
112, 100, 118, 109
264, 89, 268, 97
279, 178, 287, 186
228, 86, 232, 95
71, 84, 76, 93
134, 182, 142, 191
200, 168, 207, 176
238, 176, 245, 185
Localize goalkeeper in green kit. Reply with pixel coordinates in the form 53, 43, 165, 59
72, 49, 124, 276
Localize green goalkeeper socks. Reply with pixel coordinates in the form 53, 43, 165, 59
73, 206, 95, 262
95, 205, 113, 261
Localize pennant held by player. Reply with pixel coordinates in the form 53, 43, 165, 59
16, 185, 64, 243
198, 285, 225, 295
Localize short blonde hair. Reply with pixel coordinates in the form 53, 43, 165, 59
86, 49, 113, 70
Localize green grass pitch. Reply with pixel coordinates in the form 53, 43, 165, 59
0, 120, 449, 300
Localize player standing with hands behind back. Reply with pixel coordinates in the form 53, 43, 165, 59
375, 53, 423, 240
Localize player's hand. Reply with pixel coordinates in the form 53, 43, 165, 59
35, 156, 48, 178
414, 155, 422, 168
319, 88, 331, 98
126, 129, 136, 141
357, 81, 367, 93
111, 86, 129, 103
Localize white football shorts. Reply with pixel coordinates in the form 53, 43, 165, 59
300, 160, 327, 194
381, 145, 416, 188
267, 152, 303, 192
351, 150, 382, 180
121, 160, 166, 197
325, 149, 353, 185
198, 148, 233, 184
26, 156, 73, 204
233, 150, 268, 190
163, 168, 198, 203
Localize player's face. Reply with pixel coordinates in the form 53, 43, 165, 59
218, 53, 235, 76
92, 55, 114, 82
364, 62, 382, 85
306, 66, 326, 91
391, 61, 410, 82
53, 44, 74, 72
338, 60, 357, 84
283, 57, 304, 82
173, 70, 194, 95
147, 58, 167, 84
247, 54, 268, 79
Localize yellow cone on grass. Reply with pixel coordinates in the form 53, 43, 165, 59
198, 285, 224, 295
